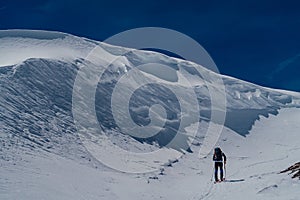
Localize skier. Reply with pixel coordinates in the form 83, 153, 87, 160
213, 147, 227, 183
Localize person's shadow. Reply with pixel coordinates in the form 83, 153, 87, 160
224, 179, 245, 183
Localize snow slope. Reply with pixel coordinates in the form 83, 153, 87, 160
0, 30, 300, 199
1, 108, 299, 200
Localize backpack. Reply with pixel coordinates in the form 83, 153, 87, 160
214, 147, 223, 161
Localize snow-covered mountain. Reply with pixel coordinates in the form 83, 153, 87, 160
0, 30, 299, 200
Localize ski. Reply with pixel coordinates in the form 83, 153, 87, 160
214, 179, 225, 184
214, 181, 222, 184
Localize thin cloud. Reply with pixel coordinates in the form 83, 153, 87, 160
267, 53, 300, 81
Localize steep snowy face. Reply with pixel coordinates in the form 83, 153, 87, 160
0, 30, 299, 159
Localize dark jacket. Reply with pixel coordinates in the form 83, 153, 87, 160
213, 148, 226, 163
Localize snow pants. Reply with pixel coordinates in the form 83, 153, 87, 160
214, 162, 224, 181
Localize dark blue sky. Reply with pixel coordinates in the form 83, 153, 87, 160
1, 0, 300, 91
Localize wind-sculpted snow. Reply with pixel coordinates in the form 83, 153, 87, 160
0, 59, 83, 159
0, 30, 300, 159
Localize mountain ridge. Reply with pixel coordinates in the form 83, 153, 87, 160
0, 29, 300, 167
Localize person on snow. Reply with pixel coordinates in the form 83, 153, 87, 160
213, 147, 227, 182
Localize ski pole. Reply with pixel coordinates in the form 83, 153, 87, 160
210, 164, 214, 182
224, 162, 226, 180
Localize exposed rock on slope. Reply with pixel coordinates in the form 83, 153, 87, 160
280, 162, 300, 179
